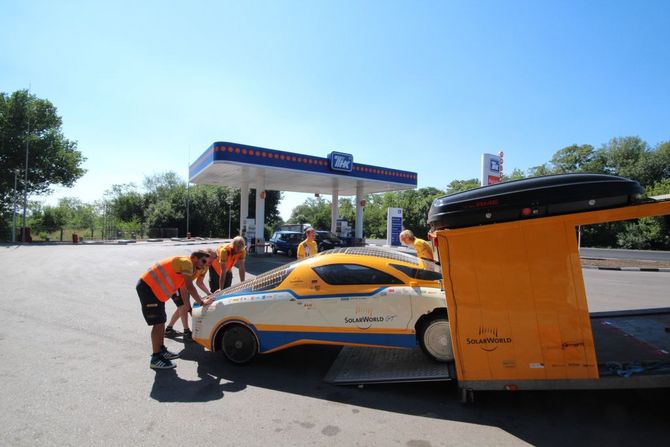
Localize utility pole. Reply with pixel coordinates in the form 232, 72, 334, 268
102, 201, 107, 241
21, 116, 30, 242
12, 169, 19, 242
186, 179, 190, 238
185, 151, 190, 238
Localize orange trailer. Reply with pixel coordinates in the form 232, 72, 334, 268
429, 176, 670, 402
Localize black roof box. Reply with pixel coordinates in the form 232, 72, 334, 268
428, 174, 645, 230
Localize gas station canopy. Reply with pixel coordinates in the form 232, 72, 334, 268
189, 141, 417, 195
189, 141, 418, 242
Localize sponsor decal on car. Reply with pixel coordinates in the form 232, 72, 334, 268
344, 315, 385, 324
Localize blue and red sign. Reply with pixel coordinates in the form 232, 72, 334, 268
328, 152, 354, 172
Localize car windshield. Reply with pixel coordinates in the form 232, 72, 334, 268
218, 262, 299, 295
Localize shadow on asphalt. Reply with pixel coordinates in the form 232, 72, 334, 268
152, 254, 670, 445
153, 339, 670, 446
150, 342, 247, 402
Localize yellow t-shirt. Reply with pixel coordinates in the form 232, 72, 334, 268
171, 257, 195, 276
192, 266, 207, 280
414, 238, 434, 261
216, 243, 246, 272
297, 239, 318, 259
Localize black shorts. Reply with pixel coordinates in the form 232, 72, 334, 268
170, 290, 184, 307
209, 268, 233, 291
208, 266, 219, 293
136, 279, 166, 326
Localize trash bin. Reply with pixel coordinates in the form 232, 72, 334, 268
72, 233, 79, 244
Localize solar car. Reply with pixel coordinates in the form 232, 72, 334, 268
191, 246, 452, 364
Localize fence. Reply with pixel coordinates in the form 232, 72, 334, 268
0, 226, 179, 242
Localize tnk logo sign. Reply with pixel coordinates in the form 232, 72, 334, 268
329, 152, 353, 172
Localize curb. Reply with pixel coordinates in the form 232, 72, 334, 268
582, 265, 670, 273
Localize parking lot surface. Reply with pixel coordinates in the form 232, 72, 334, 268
1, 242, 669, 446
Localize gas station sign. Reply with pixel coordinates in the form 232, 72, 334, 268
481, 152, 503, 186
387, 207, 403, 246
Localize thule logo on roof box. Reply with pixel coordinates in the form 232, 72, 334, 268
329, 152, 353, 172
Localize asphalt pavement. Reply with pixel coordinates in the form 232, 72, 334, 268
1, 242, 669, 446
580, 247, 670, 262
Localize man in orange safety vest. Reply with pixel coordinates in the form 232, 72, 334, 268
136, 249, 214, 369
209, 236, 247, 292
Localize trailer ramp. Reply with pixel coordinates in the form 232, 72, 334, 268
324, 346, 454, 385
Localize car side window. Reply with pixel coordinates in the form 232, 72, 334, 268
390, 264, 442, 281
312, 264, 404, 285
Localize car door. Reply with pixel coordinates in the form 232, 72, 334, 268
308, 263, 412, 331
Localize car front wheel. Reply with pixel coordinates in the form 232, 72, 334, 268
419, 316, 454, 362
221, 324, 258, 364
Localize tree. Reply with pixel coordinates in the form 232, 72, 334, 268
647, 178, 670, 197
640, 141, 670, 188
549, 144, 602, 173
288, 197, 332, 230
446, 179, 480, 194
598, 136, 651, 185
502, 168, 526, 181
528, 163, 552, 177
0, 90, 86, 220
106, 183, 145, 223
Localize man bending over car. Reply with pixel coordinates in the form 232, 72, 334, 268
136, 250, 214, 369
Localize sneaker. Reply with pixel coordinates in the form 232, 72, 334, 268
183, 328, 193, 341
164, 326, 182, 338
150, 354, 176, 369
160, 345, 180, 360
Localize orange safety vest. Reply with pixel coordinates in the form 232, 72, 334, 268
212, 244, 244, 275
140, 256, 188, 302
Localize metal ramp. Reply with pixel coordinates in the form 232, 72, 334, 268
324, 346, 454, 385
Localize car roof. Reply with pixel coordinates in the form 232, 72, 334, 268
217, 246, 440, 296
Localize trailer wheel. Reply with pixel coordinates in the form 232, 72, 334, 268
221, 324, 258, 364
419, 315, 454, 362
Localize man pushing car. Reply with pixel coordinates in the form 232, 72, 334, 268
136, 249, 215, 369
209, 236, 247, 292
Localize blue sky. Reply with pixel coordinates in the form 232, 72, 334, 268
2, 0, 669, 219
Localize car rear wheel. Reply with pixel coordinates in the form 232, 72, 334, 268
419, 316, 454, 362
287, 248, 295, 257
221, 324, 258, 364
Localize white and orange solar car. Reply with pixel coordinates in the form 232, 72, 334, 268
192, 247, 452, 364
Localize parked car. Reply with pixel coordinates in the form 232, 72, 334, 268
191, 246, 449, 364
314, 230, 345, 251
269, 230, 302, 257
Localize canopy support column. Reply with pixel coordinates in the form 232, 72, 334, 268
240, 181, 249, 237
355, 182, 364, 240
255, 172, 266, 243
331, 188, 339, 234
